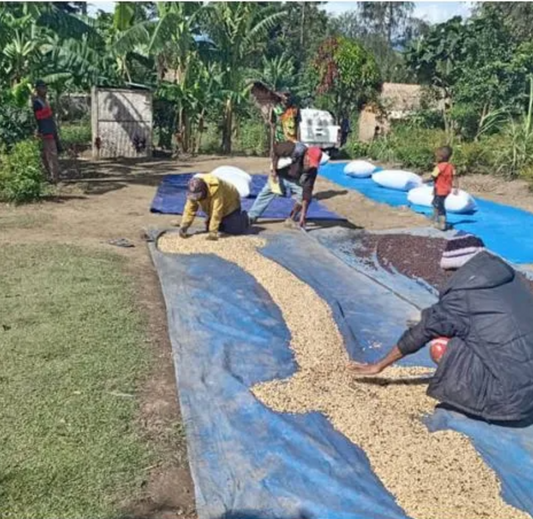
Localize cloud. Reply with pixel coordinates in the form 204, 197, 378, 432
87, 1, 473, 25
413, 2, 472, 24
324, 1, 473, 24
87, 1, 116, 15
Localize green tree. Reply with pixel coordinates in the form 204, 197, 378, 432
475, 3, 533, 41
203, 2, 286, 153
406, 13, 533, 140
331, 4, 425, 83
257, 53, 296, 92
263, 2, 332, 70
359, 2, 414, 46
312, 36, 382, 120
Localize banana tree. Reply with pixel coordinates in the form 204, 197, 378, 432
113, 2, 207, 152
204, 2, 287, 153
257, 53, 296, 92
3, 25, 43, 85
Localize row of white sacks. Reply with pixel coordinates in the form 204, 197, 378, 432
198, 159, 476, 214
343, 160, 477, 214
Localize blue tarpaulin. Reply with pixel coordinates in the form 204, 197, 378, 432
149, 229, 533, 519
150, 173, 345, 221
319, 162, 533, 264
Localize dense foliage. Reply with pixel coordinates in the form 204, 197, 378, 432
312, 36, 381, 118
0, 139, 47, 203
0, 1, 414, 156
2, 1, 533, 184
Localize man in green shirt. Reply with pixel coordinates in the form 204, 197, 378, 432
271, 90, 301, 145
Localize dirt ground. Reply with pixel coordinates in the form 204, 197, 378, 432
2, 154, 533, 518
459, 174, 533, 213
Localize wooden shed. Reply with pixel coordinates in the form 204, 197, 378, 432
91, 86, 153, 159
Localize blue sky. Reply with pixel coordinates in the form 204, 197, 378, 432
325, 2, 472, 23
88, 1, 473, 24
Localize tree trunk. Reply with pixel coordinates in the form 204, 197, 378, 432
443, 95, 454, 145
175, 106, 184, 155
269, 106, 275, 158
195, 111, 205, 155
55, 88, 62, 131
222, 98, 233, 154
387, 3, 394, 45
182, 111, 190, 154
300, 2, 305, 47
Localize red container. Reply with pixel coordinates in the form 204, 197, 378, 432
429, 337, 450, 365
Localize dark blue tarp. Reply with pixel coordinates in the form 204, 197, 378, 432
150, 173, 345, 221
319, 162, 533, 264
149, 229, 533, 519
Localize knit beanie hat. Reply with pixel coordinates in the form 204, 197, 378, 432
440, 234, 486, 270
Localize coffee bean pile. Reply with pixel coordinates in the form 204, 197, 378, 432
158, 232, 528, 519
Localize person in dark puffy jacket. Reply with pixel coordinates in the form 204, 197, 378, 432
349, 234, 533, 423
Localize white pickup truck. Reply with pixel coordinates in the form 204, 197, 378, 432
299, 108, 341, 153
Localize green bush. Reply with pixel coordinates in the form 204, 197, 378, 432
153, 97, 177, 150
342, 134, 370, 159
490, 120, 533, 180
60, 122, 91, 147
359, 125, 448, 172
233, 119, 269, 156
0, 140, 47, 204
453, 140, 494, 176
366, 135, 399, 165
197, 118, 269, 156
0, 104, 34, 151
390, 126, 447, 172
198, 124, 222, 155
341, 113, 533, 182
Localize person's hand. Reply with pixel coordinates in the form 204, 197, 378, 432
347, 361, 383, 377
298, 216, 306, 229
178, 227, 189, 239
205, 232, 218, 241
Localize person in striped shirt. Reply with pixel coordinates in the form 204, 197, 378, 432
32, 80, 60, 183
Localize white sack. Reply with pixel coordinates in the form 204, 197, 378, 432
209, 166, 252, 198
344, 160, 377, 178
407, 185, 477, 214
372, 169, 423, 191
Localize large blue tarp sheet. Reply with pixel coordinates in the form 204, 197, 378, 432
320, 162, 533, 264
149, 229, 533, 519
150, 173, 345, 221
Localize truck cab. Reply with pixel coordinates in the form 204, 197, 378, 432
299, 108, 341, 153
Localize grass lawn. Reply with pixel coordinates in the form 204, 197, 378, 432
0, 244, 152, 519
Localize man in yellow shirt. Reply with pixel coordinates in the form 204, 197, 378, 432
179, 174, 249, 241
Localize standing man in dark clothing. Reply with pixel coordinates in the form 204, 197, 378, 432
348, 234, 533, 423
32, 80, 60, 183
340, 116, 351, 147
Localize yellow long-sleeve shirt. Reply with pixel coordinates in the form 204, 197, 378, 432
181, 174, 241, 233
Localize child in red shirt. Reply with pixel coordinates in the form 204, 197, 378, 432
428, 146, 458, 231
